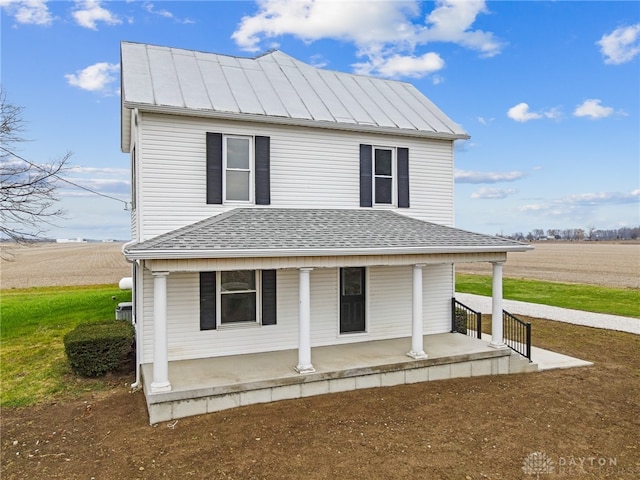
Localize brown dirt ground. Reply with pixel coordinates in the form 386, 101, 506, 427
1, 242, 131, 289
2, 242, 640, 479
457, 241, 640, 289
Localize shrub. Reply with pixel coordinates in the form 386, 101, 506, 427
64, 321, 135, 377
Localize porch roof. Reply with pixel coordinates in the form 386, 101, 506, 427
124, 208, 531, 261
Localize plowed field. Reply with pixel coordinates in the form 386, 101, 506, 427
2, 241, 638, 289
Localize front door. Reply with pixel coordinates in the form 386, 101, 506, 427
340, 267, 366, 333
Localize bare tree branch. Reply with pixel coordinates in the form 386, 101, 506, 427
0, 86, 71, 248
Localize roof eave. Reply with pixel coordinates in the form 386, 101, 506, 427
124, 244, 533, 261
122, 102, 471, 141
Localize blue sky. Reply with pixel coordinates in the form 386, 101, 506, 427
1, 0, 638, 240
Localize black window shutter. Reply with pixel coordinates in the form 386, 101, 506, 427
261, 270, 277, 325
255, 136, 271, 205
359, 144, 372, 207
397, 147, 410, 208
206, 132, 223, 204
200, 272, 216, 330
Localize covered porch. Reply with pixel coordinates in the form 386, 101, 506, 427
141, 332, 536, 424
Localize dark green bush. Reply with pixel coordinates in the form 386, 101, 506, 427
63, 321, 135, 377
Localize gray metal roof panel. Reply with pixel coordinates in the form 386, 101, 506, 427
197, 59, 239, 113
146, 46, 184, 107
222, 65, 264, 115
257, 60, 313, 119
120, 42, 469, 141
172, 52, 213, 110
125, 208, 528, 257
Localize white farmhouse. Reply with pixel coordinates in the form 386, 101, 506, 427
120, 42, 533, 423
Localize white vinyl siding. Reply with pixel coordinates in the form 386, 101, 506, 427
140, 265, 453, 363
136, 113, 454, 240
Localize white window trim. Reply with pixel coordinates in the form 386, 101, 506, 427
372, 146, 396, 207
222, 135, 254, 205
216, 270, 262, 328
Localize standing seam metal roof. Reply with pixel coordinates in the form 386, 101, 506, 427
120, 42, 468, 151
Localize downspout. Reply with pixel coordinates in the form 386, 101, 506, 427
122, 241, 142, 389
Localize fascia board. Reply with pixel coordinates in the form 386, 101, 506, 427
123, 102, 471, 141
124, 244, 533, 261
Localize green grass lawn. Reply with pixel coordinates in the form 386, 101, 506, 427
1, 285, 132, 407
456, 274, 640, 318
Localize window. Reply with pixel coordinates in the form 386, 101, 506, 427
220, 270, 256, 324
360, 144, 409, 208
374, 147, 394, 205
206, 133, 270, 205
200, 270, 277, 330
224, 136, 252, 202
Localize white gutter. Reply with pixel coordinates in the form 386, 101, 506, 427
122, 102, 471, 141
124, 243, 533, 261
121, 240, 142, 389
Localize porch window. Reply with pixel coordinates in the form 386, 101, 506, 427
200, 270, 277, 329
220, 270, 257, 324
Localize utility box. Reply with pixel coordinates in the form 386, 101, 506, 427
116, 302, 133, 321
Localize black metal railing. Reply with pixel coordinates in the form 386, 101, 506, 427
451, 298, 482, 339
502, 310, 532, 361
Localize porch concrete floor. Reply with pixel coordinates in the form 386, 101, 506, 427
141, 333, 517, 403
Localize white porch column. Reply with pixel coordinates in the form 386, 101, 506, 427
490, 262, 506, 348
407, 264, 428, 359
295, 267, 315, 373
151, 271, 171, 392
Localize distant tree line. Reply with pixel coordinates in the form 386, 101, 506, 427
501, 226, 640, 242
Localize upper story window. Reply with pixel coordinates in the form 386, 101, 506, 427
224, 136, 253, 203
373, 147, 395, 205
360, 144, 409, 209
206, 133, 271, 206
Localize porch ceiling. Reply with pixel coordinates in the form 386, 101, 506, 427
124, 208, 531, 262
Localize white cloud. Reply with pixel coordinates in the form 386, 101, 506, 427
143, 1, 194, 24
470, 187, 518, 199
418, 0, 505, 58
65, 62, 119, 93
507, 102, 542, 122
72, 0, 121, 30
597, 23, 640, 65
573, 99, 614, 119
476, 116, 494, 126
455, 169, 525, 184
232, 0, 502, 78
232, 0, 420, 52
0, 0, 53, 25
353, 52, 444, 78
565, 190, 640, 206
69, 166, 129, 175
519, 189, 640, 216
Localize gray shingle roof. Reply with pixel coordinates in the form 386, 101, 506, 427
120, 42, 468, 151
124, 209, 530, 260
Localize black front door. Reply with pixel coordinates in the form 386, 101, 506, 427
340, 267, 366, 333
